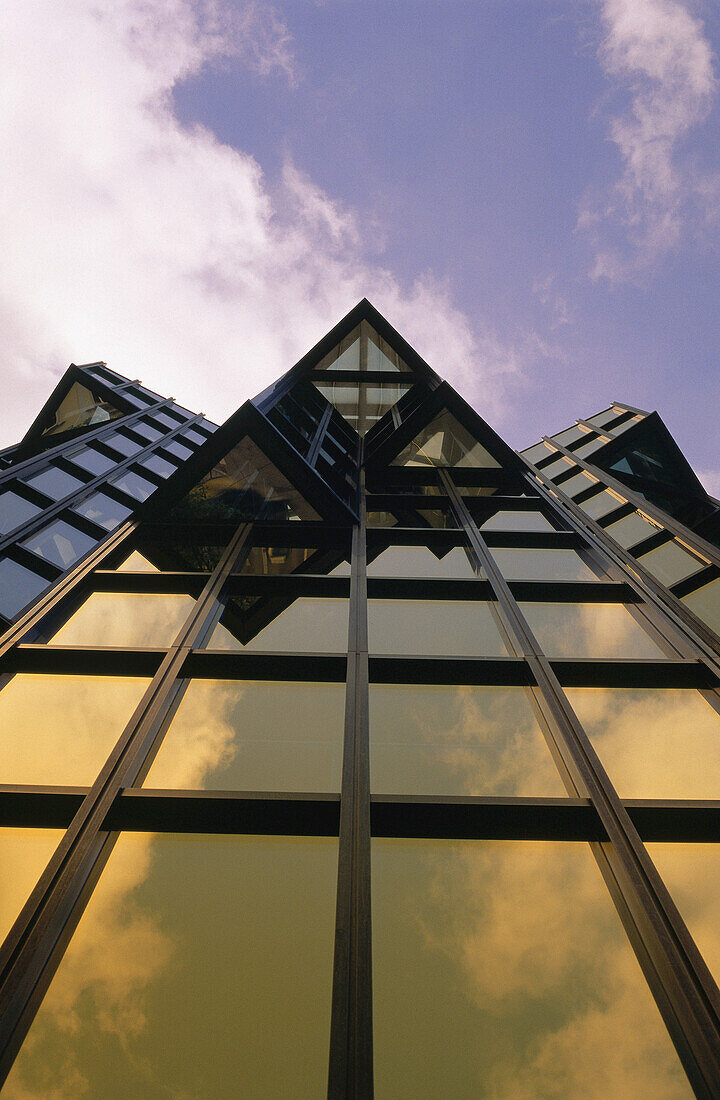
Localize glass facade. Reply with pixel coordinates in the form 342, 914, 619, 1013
1, 304, 720, 1095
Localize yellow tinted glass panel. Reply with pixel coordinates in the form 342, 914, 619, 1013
367, 545, 478, 578
373, 839, 687, 1097
368, 599, 507, 656
682, 579, 720, 636
209, 597, 348, 652
49, 594, 196, 648
519, 603, 666, 658
0, 675, 149, 785
144, 680, 345, 792
647, 844, 720, 992
492, 548, 599, 581
0, 829, 62, 944
636, 542, 704, 587
8, 833, 337, 1098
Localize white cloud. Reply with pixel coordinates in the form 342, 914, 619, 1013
697, 467, 720, 498
580, 0, 718, 281
0, 0, 521, 450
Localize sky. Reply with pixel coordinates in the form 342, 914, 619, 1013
1, 0, 718, 493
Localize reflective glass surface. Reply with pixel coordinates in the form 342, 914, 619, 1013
682, 579, 720, 636
21, 519, 96, 569
116, 551, 159, 572
0, 491, 41, 534
314, 380, 411, 435
573, 435, 609, 457
586, 407, 622, 428
68, 447, 116, 475
393, 411, 501, 468
605, 511, 660, 548
49, 593, 196, 647
370, 685, 564, 795
541, 456, 574, 478
0, 558, 49, 618
553, 425, 587, 446
8, 833, 337, 1098
141, 453, 176, 478
558, 470, 597, 497
0, 828, 62, 945
566, 689, 720, 798
368, 600, 507, 656
648, 844, 720, 990
578, 489, 625, 520
237, 545, 326, 576
0, 674, 149, 785
163, 439, 193, 460
519, 602, 666, 658
73, 492, 133, 530
24, 466, 85, 501
103, 432, 144, 457
366, 545, 478, 578
519, 442, 554, 465
41, 381, 122, 437
479, 510, 554, 532
373, 839, 687, 1098
109, 470, 157, 502
209, 597, 348, 652
132, 422, 163, 442
636, 540, 705, 587
144, 680, 345, 792
491, 548, 599, 581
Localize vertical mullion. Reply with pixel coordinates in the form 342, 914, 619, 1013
328, 471, 373, 1098
440, 469, 720, 1097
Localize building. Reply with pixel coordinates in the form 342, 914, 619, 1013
0, 298, 719, 1096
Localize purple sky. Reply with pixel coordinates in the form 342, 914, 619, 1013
2, 1, 718, 491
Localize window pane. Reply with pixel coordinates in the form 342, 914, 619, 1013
370, 685, 564, 796
73, 492, 133, 530
393, 411, 501, 469
647, 845, 720, 992
141, 454, 177, 478
519, 442, 554, 465
373, 839, 687, 1098
49, 593, 196, 647
0, 558, 49, 618
636, 541, 705, 587
573, 436, 608, 457
479, 510, 554, 532
132, 422, 163, 442
553, 425, 587, 446
492, 548, 599, 581
109, 470, 157, 502
116, 551, 159, 572
163, 439, 193, 460
209, 597, 348, 652
541, 457, 573, 478
0, 491, 41, 534
0, 828, 63, 944
144, 680, 345, 792
519, 602, 666, 658
605, 511, 660, 548
21, 519, 96, 569
566, 689, 720, 798
368, 600, 507, 656
558, 470, 597, 497
103, 432, 144, 457
586, 407, 620, 428
682, 579, 720, 636
24, 467, 85, 501
0, 674, 149, 784
367, 545, 478, 578
8, 833, 337, 1098
578, 490, 624, 520
68, 447, 116, 475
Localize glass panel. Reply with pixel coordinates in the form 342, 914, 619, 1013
609, 415, 643, 435
24, 467, 86, 500
0, 491, 41, 534
109, 470, 157, 502
367, 545, 478, 578
519, 441, 554, 465
479, 510, 554, 532
0, 674, 149, 785
132, 421, 163, 442
370, 685, 564, 796
558, 470, 597, 497
163, 439, 193, 460
103, 432, 144, 457
636, 541, 705, 587
21, 519, 96, 569
68, 447, 117, 475
209, 597, 348, 652
73, 492, 133, 530
182, 429, 207, 446
316, 332, 361, 371
171, 437, 320, 524
393, 410, 501, 468
367, 323, 409, 372
238, 545, 326, 576
492, 548, 599, 581
682, 579, 720, 636
0, 558, 49, 618
373, 839, 687, 1098
368, 599, 507, 656
605, 511, 660, 548
0, 828, 62, 944
578, 489, 625, 520
567, 688, 720, 798
315, 320, 410, 373
7, 833, 337, 1098
49, 593, 196, 647
586, 407, 621, 428
367, 511, 399, 527
116, 551, 159, 572
647, 845, 720, 990
41, 381, 123, 437
154, 411, 183, 429
541, 456, 574, 478
552, 425, 586, 447
144, 680, 345, 792
519, 602, 666, 658
314, 380, 411, 435
573, 435, 609, 457
141, 453, 176, 478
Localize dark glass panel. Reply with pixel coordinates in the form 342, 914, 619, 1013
479, 510, 553, 532
236, 545, 337, 576
24, 467, 85, 501
491, 548, 600, 581
144, 680, 345, 792
209, 597, 348, 653
370, 685, 564, 796
21, 519, 96, 569
519, 602, 666, 658
0, 829, 62, 944
314, 380, 411, 435
366, 511, 399, 528
567, 688, 720, 798
682, 579, 720, 636
73, 493, 133, 531
0, 674, 149, 785
368, 599, 507, 656
393, 410, 501, 468
373, 839, 687, 1097
69, 447, 117, 476
0, 491, 41, 534
635, 541, 705, 587
49, 593, 196, 647
108, 470, 157, 502
0, 558, 49, 618
367, 545, 478, 578
8, 833, 337, 1098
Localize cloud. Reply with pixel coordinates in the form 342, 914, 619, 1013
580, 0, 718, 281
0, 0, 522, 451
697, 467, 720, 498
